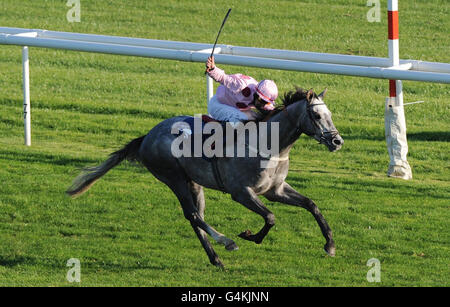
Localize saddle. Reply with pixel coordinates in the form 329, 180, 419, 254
175, 115, 232, 161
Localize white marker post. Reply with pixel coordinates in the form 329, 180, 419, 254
385, 0, 412, 179
206, 75, 214, 104
22, 46, 31, 146
203, 47, 221, 105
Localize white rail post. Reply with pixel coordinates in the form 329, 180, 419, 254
206, 74, 214, 104
203, 47, 222, 105
22, 46, 31, 146
203, 48, 221, 107
385, 0, 412, 179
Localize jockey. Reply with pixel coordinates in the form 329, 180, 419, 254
205, 56, 278, 123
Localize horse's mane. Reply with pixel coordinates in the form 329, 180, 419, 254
263, 87, 315, 120
280, 86, 316, 109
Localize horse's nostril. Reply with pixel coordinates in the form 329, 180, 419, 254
332, 138, 341, 146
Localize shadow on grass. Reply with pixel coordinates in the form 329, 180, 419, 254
0, 149, 96, 167
0, 255, 33, 267
338, 134, 385, 141
337, 131, 450, 142
0, 97, 179, 120
0, 148, 148, 176
0, 254, 173, 272
407, 132, 450, 142
313, 131, 449, 143
289, 175, 448, 200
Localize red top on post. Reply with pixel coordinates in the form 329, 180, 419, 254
388, 11, 399, 40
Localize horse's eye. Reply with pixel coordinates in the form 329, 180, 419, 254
315, 114, 321, 120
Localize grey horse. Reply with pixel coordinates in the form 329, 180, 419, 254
66, 87, 343, 267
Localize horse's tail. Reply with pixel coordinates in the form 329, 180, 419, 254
66, 135, 146, 198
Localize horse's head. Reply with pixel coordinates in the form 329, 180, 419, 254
302, 88, 343, 152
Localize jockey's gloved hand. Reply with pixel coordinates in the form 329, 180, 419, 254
205, 56, 215, 73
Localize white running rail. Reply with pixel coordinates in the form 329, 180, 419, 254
0, 1, 448, 179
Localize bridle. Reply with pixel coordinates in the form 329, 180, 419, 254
282, 101, 339, 145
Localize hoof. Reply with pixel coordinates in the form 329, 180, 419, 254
238, 229, 252, 240
225, 241, 239, 251
238, 230, 263, 244
324, 243, 336, 257
213, 260, 225, 268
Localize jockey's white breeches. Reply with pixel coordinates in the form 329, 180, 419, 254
207, 95, 249, 122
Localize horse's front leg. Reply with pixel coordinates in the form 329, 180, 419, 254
264, 182, 336, 256
231, 188, 275, 244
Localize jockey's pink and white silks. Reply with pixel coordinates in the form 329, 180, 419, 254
207, 66, 277, 121
208, 95, 251, 122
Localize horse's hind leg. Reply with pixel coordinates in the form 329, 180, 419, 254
167, 179, 238, 255
264, 182, 336, 256
188, 182, 225, 267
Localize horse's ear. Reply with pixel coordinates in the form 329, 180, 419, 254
306, 89, 314, 103
318, 88, 328, 99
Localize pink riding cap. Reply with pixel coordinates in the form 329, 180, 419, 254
256, 79, 278, 111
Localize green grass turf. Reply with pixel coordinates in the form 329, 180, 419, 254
0, 0, 448, 286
